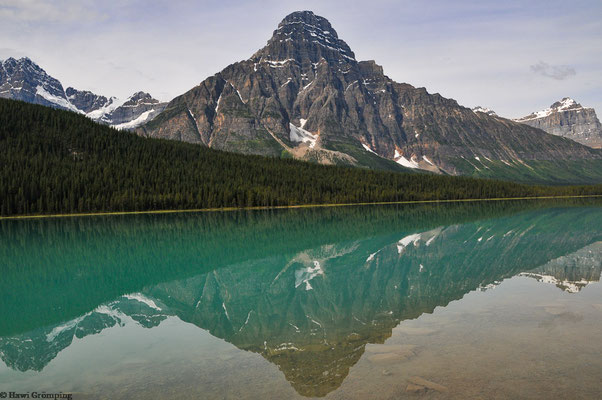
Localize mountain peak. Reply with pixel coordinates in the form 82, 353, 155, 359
514, 97, 602, 148
252, 10, 355, 64
550, 97, 580, 111
278, 11, 334, 32
2, 56, 32, 64
516, 97, 584, 122
2, 56, 43, 73
123, 91, 159, 106
472, 106, 498, 117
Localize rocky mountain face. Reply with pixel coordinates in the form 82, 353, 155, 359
0, 56, 80, 112
0, 57, 166, 129
105, 91, 167, 129
514, 98, 602, 148
138, 11, 602, 182
65, 87, 111, 113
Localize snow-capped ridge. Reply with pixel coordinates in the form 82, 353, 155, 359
513, 97, 602, 147
515, 97, 584, 122
472, 106, 497, 117
0, 56, 166, 130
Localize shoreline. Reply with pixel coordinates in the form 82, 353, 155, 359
1, 194, 601, 220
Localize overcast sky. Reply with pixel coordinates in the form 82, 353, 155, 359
1, 0, 600, 118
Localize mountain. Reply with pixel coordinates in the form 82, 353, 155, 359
514, 98, 602, 148
0, 57, 166, 129
0, 56, 80, 112
138, 11, 602, 184
65, 87, 112, 113
105, 91, 168, 129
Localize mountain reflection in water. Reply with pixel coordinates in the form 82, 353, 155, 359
0, 200, 600, 397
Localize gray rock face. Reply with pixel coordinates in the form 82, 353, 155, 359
0, 57, 166, 129
0, 57, 78, 112
105, 91, 167, 128
65, 87, 110, 114
515, 98, 602, 148
140, 11, 602, 179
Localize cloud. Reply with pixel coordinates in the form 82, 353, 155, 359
530, 61, 576, 80
0, 0, 106, 23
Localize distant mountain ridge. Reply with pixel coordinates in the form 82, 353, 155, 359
514, 97, 602, 148
138, 10, 602, 183
0, 57, 166, 129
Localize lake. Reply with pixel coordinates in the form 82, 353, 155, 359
1, 200, 601, 399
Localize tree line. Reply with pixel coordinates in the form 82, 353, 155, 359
0, 98, 600, 216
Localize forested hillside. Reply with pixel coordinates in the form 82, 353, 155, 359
0, 99, 600, 217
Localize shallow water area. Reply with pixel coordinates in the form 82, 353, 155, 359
0, 200, 601, 399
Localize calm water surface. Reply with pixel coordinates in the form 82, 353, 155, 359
0, 201, 601, 399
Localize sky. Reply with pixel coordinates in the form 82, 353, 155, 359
1, 0, 600, 118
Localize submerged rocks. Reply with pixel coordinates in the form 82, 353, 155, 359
366, 344, 418, 364
407, 376, 449, 393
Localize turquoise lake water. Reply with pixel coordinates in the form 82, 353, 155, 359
1, 200, 601, 399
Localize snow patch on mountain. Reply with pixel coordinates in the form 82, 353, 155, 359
394, 151, 420, 169
472, 106, 497, 117
36, 85, 81, 113
86, 97, 124, 120
112, 110, 154, 130
290, 123, 318, 148
362, 143, 377, 154
515, 97, 582, 122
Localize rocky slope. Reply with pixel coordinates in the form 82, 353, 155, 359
139, 11, 602, 183
514, 98, 602, 148
0, 57, 166, 129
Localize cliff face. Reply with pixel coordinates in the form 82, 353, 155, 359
65, 87, 111, 114
515, 98, 602, 148
138, 11, 602, 183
